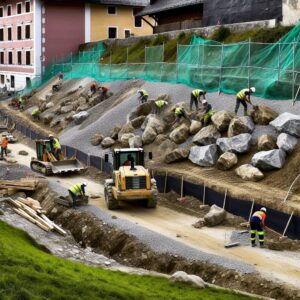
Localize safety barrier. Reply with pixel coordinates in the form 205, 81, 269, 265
1, 109, 299, 240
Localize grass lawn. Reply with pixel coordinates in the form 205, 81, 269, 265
0, 220, 257, 300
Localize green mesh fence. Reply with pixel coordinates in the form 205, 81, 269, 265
23, 23, 300, 100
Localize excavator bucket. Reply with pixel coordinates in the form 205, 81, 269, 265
50, 159, 86, 174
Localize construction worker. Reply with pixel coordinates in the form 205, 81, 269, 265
201, 100, 216, 126
31, 108, 41, 121
123, 154, 133, 166
1, 133, 8, 160
137, 89, 148, 103
68, 183, 87, 208
18, 96, 24, 110
90, 81, 98, 95
235, 87, 255, 116
49, 134, 62, 160
190, 89, 206, 111
58, 71, 63, 81
100, 86, 109, 101
154, 99, 168, 114
250, 207, 267, 248
171, 106, 188, 127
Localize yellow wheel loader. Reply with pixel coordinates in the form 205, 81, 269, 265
104, 148, 158, 210
30, 140, 86, 176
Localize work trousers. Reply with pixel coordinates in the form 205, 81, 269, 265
68, 190, 77, 208
250, 221, 264, 246
190, 94, 199, 111
1, 147, 7, 158
235, 98, 248, 115
141, 95, 148, 103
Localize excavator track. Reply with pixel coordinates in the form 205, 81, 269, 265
30, 160, 53, 176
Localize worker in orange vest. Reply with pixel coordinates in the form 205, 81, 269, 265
250, 207, 267, 248
1, 133, 8, 159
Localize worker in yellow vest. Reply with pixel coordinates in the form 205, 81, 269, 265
171, 106, 189, 127
137, 89, 149, 103
154, 99, 168, 114
190, 89, 206, 111
31, 108, 40, 121
49, 134, 62, 160
235, 87, 255, 116
68, 183, 87, 208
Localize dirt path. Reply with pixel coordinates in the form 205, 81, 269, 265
5, 142, 300, 290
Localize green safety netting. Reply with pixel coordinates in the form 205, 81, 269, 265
22, 23, 300, 100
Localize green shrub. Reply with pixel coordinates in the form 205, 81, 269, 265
210, 26, 231, 42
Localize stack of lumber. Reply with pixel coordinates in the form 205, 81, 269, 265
0, 179, 37, 196
6, 197, 66, 236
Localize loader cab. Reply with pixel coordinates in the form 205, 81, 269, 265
36, 140, 52, 161
113, 148, 144, 170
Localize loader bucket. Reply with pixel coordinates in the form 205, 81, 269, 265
50, 159, 86, 174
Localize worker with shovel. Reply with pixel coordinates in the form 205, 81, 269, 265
250, 207, 267, 248
68, 183, 87, 208
235, 87, 255, 116
190, 89, 207, 111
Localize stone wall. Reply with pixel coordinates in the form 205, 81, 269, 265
282, 0, 300, 25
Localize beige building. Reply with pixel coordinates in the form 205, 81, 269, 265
88, 0, 153, 41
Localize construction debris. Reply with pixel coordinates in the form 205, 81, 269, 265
6, 197, 66, 235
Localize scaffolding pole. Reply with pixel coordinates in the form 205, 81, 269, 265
248, 39, 251, 88
218, 44, 224, 93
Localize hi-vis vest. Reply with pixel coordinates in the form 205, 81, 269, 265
70, 183, 82, 195
175, 107, 184, 116
155, 100, 167, 108
252, 211, 266, 223
237, 89, 250, 100
140, 89, 148, 96
31, 108, 40, 116
192, 89, 204, 97
52, 138, 61, 150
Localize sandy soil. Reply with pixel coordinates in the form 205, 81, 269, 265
4, 141, 300, 291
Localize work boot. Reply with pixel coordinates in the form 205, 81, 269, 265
259, 244, 265, 248
251, 243, 256, 247
244, 110, 248, 116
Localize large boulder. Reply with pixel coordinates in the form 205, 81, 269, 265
73, 111, 89, 125
270, 112, 300, 137
193, 125, 221, 146
129, 135, 142, 148
88, 94, 102, 106
41, 112, 55, 125
189, 145, 218, 167
189, 120, 202, 135
110, 125, 122, 140
76, 104, 90, 112
142, 114, 165, 134
235, 164, 264, 181
131, 116, 146, 129
257, 135, 277, 151
60, 105, 74, 114
45, 102, 54, 109
251, 149, 286, 170
65, 111, 76, 121
164, 148, 190, 164
158, 139, 177, 154
129, 102, 152, 120
90, 133, 104, 146
277, 133, 298, 153
211, 110, 233, 132
155, 134, 168, 144
50, 116, 64, 128
142, 127, 157, 145
216, 133, 252, 154
169, 123, 190, 144
170, 271, 205, 289
216, 152, 238, 171
228, 116, 255, 137
101, 137, 115, 148
204, 205, 226, 227
250, 105, 278, 125
118, 123, 134, 140
120, 133, 135, 147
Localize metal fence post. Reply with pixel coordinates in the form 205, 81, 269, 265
292, 40, 296, 101
109, 50, 112, 79
278, 43, 281, 82
176, 43, 179, 83
218, 43, 224, 93
248, 38, 251, 88
126, 47, 129, 79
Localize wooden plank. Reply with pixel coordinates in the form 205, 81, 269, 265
40, 214, 67, 236
17, 197, 41, 211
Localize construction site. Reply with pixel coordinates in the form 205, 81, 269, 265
2, 23, 300, 300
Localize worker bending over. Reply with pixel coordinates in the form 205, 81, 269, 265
190, 89, 207, 111
137, 89, 148, 103
49, 134, 62, 160
171, 106, 188, 127
250, 207, 267, 248
154, 99, 168, 114
235, 87, 255, 116
31, 108, 41, 121
201, 100, 216, 126
90, 81, 98, 95
18, 96, 24, 110
1, 133, 8, 160
68, 183, 87, 208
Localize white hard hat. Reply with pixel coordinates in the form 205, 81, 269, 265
250, 87, 256, 93
137, 90, 142, 94
165, 101, 169, 105
48, 134, 53, 138
83, 182, 87, 186
202, 100, 208, 104
260, 207, 267, 213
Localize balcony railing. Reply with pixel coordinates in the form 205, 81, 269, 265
154, 20, 203, 34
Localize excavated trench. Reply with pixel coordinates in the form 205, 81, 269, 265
27, 181, 299, 300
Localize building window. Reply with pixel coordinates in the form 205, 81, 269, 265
0, 28, 3, 41
26, 51, 31, 65
8, 52, 13, 65
17, 51, 22, 64
11, 75, 15, 88
17, 3, 22, 14
0, 52, 4, 64
17, 26, 22, 40
0, 7, 3, 18
25, 1, 30, 13
107, 6, 116, 15
124, 29, 131, 38
25, 24, 30, 39
0, 75, 4, 84
108, 27, 117, 39
133, 8, 142, 27
26, 77, 31, 88
7, 27, 12, 41
7, 5, 12, 16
